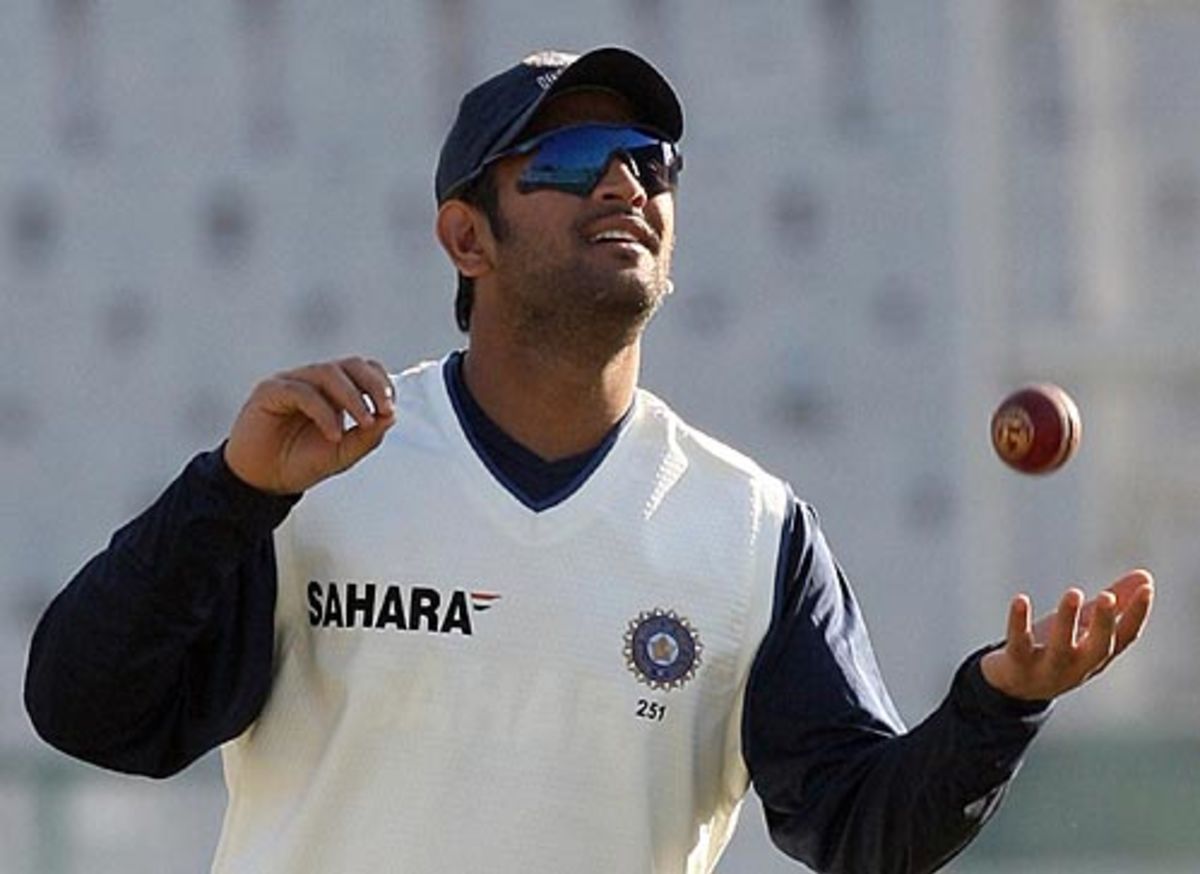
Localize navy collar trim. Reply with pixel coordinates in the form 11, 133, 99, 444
442, 351, 632, 512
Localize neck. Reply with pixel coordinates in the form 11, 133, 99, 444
462, 328, 640, 461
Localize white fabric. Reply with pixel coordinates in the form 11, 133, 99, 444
213, 357, 787, 874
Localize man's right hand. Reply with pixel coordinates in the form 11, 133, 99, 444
223, 357, 397, 495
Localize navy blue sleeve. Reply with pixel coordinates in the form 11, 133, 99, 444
24, 446, 298, 778
743, 497, 1051, 874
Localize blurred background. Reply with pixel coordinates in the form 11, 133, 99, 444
2, 0, 1199, 871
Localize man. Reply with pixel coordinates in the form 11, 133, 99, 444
25, 47, 1153, 874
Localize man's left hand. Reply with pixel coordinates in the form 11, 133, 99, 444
980, 569, 1155, 701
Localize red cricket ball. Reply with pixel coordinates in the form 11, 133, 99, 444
990, 383, 1082, 475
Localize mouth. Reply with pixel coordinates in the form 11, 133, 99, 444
588, 230, 647, 253
583, 216, 659, 254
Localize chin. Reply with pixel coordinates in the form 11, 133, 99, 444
594, 275, 663, 312
594, 286, 669, 335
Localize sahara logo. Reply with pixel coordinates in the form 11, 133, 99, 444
307, 581, 501, 636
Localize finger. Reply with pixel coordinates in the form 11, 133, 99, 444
1105, 569, 1155, 614
271, 377, 345, 443
340, 357, 396, 419
1076, 568, 1152, 635
1077, 596, 1097, 630
1006, 594, 1035, 662
337, 408, 396, 465
1080, 590, 1118, 669
1077, 584, 1117, 631
1112, 578, 1154, 657
292, 362, 378, 430
1049, 588, 1084, 654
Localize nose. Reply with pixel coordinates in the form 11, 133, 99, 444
591, 154, 648, 207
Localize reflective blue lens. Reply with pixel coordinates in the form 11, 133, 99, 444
509, 125, 682, 197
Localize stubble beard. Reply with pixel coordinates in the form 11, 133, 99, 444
501, 224, 673, 368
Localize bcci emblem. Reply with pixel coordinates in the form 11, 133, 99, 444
623, 608, 703, 691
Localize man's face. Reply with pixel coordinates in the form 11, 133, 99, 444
484, 89, 677, 349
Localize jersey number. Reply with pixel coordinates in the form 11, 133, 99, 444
635, 698, 667, 722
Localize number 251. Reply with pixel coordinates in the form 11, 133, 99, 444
635, 699, 666, 722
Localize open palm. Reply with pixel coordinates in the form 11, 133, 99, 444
980, 569, 1154, 701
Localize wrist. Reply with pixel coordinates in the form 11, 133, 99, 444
956, 645, 1053, 720
980, 649, 1018, 696
979, 648, 1055, 704
219, 440, 300, 499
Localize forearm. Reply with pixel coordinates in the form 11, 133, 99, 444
24, 447, 297, 776
745, 497, 1050, 873
751, 648, 1049, 874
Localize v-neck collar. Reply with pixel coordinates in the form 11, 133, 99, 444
439, 352, 635, 513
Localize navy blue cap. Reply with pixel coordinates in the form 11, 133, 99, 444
435, 47, 684, 203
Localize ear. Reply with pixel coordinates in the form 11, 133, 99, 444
436, 201, 494, 280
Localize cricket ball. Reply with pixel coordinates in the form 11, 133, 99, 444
990, 383, 1082, 475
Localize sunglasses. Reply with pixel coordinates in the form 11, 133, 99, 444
497, 124, 683, 198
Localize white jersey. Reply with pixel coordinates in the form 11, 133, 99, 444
212, 357, 789, 874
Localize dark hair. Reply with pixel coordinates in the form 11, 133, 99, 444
451, 168, 507, 332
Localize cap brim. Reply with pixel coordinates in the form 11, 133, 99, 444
485, 47, 683, 165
